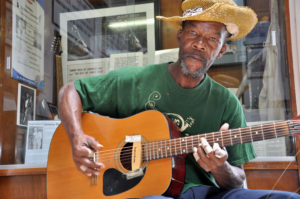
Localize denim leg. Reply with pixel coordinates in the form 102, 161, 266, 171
141, 195, 174, 199
178, 185, 300, 199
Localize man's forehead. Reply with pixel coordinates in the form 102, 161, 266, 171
184, 20, 226, 29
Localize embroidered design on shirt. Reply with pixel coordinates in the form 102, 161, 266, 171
166, 113, 195, 132
145, 91, 161, 110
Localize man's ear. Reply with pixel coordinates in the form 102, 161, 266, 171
217, 43, 227, 59
177, 29, 183, 43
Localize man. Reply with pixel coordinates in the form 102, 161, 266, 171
58, 0, 300, 198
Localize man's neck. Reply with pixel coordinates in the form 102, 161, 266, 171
168, 62, 205, 89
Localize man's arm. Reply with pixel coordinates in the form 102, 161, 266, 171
58, 82, 104, 176
193, 123, 246, 189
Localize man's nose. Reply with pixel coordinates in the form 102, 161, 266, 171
192, 38, 206, 51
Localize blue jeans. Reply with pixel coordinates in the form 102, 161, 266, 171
141, 185, 300, 199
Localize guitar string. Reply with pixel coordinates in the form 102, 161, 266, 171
95, 124, 298, 162
99, 133, 289, 164
97, 130, 290, 162
94, 120, 300, 158
95, 121, 296, 157
95, 121, 293, 156
95, 122, 299, 161
97, 127, 294, 162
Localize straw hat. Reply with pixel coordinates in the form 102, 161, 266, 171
156, 0, 258, 41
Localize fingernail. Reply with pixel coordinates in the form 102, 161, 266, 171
193, 147, 197, 152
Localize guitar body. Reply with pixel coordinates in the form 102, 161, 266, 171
47, 110, 185, 199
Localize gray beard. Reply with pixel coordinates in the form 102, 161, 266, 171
180, 59, 209, 78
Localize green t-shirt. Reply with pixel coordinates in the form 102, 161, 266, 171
74, 63, 256, 192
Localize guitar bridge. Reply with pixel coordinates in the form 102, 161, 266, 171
126, 168, 144, 180
90, 152, 98, 185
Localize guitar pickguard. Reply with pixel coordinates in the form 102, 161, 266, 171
103, 167, 147, 196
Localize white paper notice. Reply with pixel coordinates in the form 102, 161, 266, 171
11, 0, 45, 88
66, 58, 110, 82
110, 52, 143, 71
155, 48, 179, 64
25, 120, 61, 166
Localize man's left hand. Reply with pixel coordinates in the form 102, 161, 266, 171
193, 123, 229, 172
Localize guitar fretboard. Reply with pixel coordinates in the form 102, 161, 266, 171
142, 120, 300, 161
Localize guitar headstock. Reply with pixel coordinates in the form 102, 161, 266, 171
289, 116, 300, 136
50, 32, 62, 56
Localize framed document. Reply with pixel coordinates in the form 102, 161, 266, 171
59, 3, 156, 84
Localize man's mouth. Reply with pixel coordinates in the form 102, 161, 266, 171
188, 55, 204, 61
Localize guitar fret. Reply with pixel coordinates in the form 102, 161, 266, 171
179, 138, 182, 154
174, 138, 177, 156
231, 129, 241, 145
263, 123, 276, 140
261, 124, 265, 140
251, 126, 263, 142
185, 137, 188, 153
244, 127, 252, 143
148, 143, 151, 161
221, 131, 224, 147
192, 136, 197, 149
250, 126, 253, 142
157, 141, 160, 159
229, 129, 233, 145
163, 140, 168, 158
222, 130, 230, 146
214, 132, 221, 146
180, 138, 184, 154
274, 122, 277, 138
168, 140, 172, 157
144, 144, 148, 161
152, 142, 155, 160
159, 141, 162, 158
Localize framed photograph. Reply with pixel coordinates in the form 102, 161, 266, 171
59, 3, 156, 84
17, 83, 36, 126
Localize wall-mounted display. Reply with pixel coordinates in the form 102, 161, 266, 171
59, 3, 155, 84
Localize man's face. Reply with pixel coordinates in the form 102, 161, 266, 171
177, 21, 228, 78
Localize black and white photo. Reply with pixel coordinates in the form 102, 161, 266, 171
17, 83, 36, 126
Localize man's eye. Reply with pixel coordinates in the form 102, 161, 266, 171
209, 37, 218, 42
189, 30, 197, 35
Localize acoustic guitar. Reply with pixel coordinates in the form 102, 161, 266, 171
47, 110, 300, 199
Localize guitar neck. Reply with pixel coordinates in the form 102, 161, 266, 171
143, 120, 300, 161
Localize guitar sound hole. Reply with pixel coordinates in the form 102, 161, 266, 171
120, 143, 132, 170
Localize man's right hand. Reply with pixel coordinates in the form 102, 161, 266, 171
71, 132, 105, 176
58, 82, 105, 176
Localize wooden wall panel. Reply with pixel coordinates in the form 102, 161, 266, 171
160, 0, 182, 49
245, 170, 300, 193
0, 175, 46, 199
0, 0, 19, 164
245, 161, 300, 193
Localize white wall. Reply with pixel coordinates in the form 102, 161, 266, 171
289, 0, 300, 115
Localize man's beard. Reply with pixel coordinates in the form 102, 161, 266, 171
180, 56, 210, 79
